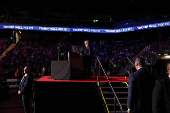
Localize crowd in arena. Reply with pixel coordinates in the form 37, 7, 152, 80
0, 38, 12, 55
0, 13, 35, 25
0, 40, 71, 77
0, 37, 169, 77
8, 16, 26, 24
138, 38, 170, 64
78, 40, 148, 76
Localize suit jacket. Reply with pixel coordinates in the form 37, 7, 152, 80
80, 46, 94, 61
127, 68, 155, 113
19, 73, 33, 95
152, 77, 170, 113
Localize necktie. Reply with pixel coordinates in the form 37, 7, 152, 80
87, 47, 89, 56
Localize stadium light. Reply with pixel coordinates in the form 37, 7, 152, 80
93, 20, 98, 23
164, 55, 170, 58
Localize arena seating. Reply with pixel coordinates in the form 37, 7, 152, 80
0, 38, 12, 55
78, 40, 148, 76
0, 40, 71, 77
1, 38, 168, 77
138, 38, 170, 64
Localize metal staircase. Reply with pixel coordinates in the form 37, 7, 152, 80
96, 57, 126, 113
100, 82, 128, 113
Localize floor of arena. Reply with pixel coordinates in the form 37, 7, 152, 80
0, 76, 129, 113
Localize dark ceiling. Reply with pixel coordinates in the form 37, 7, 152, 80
0, 2, 169, 22
1, 2, 168, 14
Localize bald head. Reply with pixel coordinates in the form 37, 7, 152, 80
135, 57, 145, 70
24, 66, 31, 74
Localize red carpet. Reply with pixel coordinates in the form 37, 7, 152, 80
36, 76, 129, 82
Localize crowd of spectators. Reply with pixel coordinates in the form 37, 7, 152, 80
138, 38, 170, 64
0, 14, 35, 25
8, 16, 26, 24
0, 40, 71, 77
78, 40, 148, 76
0, 38, 12, 55
2, 37, 168, 77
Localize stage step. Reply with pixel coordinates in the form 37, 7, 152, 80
107, 103, 127, 106
100, 81, 129, 113
103, 91, 128, 94
101, 87, 128, 89
107, 103, 127, 111
110, 111, 127, 113
105, 97, 128, 100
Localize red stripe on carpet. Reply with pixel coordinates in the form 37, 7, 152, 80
36, 76, 129, 82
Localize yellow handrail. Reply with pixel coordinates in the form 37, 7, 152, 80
124, 76, 129, 87
98, 82, 110, 113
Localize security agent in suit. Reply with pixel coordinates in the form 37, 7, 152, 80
18, 66, 33, 113
80, 40, 94, 78
152, 61, 170, 113
127, 57, 155, 113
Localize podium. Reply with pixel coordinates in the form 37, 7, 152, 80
51, 52, 83, 80
68, 52, 83, 79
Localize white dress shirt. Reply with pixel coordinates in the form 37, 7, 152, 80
21, 74, 27, 83
137, 67, 143, 70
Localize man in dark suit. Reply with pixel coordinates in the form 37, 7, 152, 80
127, 57, 155, 113
80, 40, 94, 78
18, 66, 33, 113
41, 67, 48, 77
152, 61, 170, 113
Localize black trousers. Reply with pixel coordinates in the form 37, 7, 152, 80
83, 57, 91, 78
22, 95, 31, 113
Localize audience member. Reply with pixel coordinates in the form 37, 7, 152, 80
15, 69, 20, 76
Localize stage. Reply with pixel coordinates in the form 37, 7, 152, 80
33, 76, 129, 113
36, 76, 129, 82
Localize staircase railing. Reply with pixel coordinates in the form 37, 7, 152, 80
0, 43, 16, 61
95, 57, 123, 113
